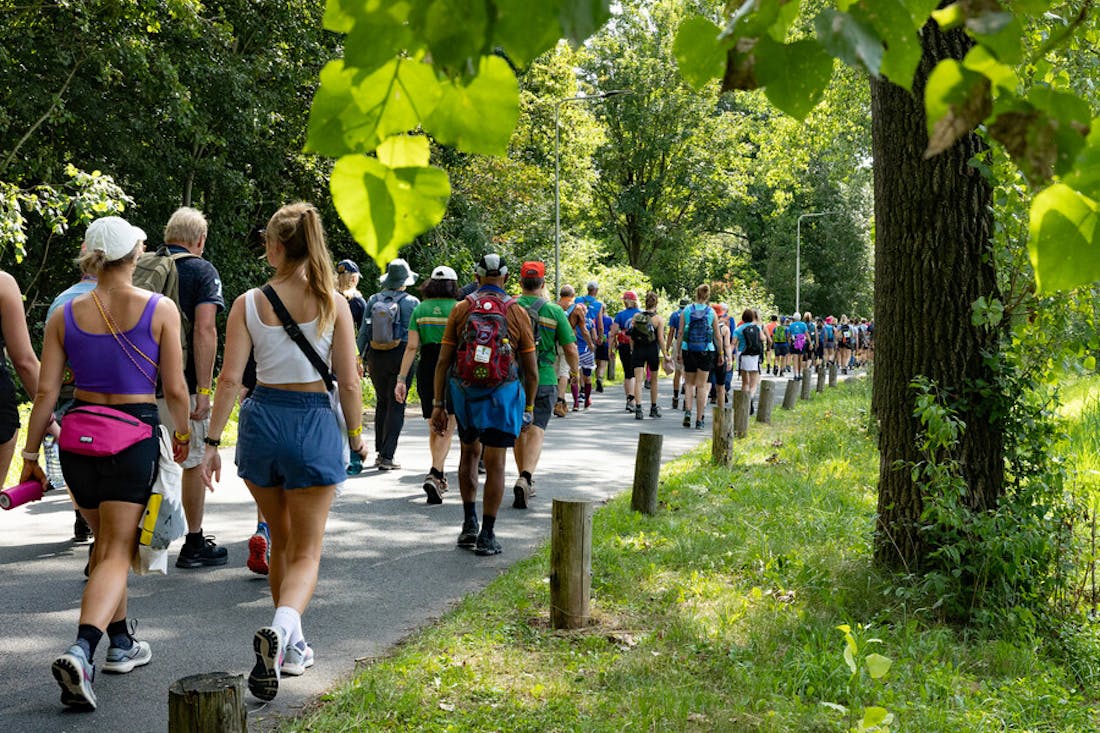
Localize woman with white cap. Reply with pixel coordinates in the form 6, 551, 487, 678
19, 216, 192, 710
358, 258, 420, 470
394, 265, 459, 503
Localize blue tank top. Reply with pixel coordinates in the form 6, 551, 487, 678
64, 294, 162, 394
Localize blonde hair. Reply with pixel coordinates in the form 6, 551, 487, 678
75, 244, 141, 276
267, 202, 336, 331
695, 283, 710, 302
164, 207, 208, 245
337, 271, 361, 299
645, 291, 658, 310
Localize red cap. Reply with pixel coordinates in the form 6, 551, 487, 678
520, 261, 545, 278
622, 290, 637, 301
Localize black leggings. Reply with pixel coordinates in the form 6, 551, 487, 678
60, 401, 159, 509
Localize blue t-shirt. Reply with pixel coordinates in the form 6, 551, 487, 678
788, 320, 808, 336
575, 295, 603, 331
822, 323, 836, 341
667, 309, 681, 336
613, 307, 640, 344
47, 279, 97, 321
680, 304, 715, 352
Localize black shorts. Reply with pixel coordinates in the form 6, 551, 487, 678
631, 341, 660, 371
457, 424, 517, 448
60, 401, 160, 509
595, 342, 610, 361
683, 350, 715, 373
0, 370, 18, 443
617, 343, 633, 375
416, 343, 452, 420
774, 343, 789, 356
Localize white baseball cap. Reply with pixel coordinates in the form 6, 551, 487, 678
85, 216, 147, 261
430, 265, 458, 281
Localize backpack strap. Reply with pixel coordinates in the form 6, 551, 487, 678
261, 285, 335, 392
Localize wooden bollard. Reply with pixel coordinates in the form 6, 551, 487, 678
550, 499, 592, 629
712, 406, 733, 465
631, 432, 662, 514
800, 368, 813, 400
732, 390, 749, 438
756, 380, 775, 424
168, 673, 247, 733
829, 361, 838, 387
816, 364, 826, 393
782, 379, 799, 410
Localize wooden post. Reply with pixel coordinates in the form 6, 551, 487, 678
816, 364, 826, 393
782, 379, 799, 410
712, 406, 733, 464
829, 361, 838, 387
168, 673, 247, 733
550, 499, 592, 630
732, 390, 750, 438
800, 367, 813, 400
631, 432, 662, 514
757, 380, 775, 424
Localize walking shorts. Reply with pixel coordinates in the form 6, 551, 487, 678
61, 401, 159, 509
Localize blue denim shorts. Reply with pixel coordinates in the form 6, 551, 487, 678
236, 386, 346, 489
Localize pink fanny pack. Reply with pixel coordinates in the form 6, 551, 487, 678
59, 405, 154, 457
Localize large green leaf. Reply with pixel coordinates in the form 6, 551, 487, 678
306, 61, 366, 157
674, 14, 727, 91
923, 59, 991, 156
865, 653, 893, 679
377, 134, 431, 168
1063, 122, 1100, 199
409, 0, 489, 73
349, 57, 443, 147
1028, 183, 1100, 293
755, 36, 835, 120
814, 9, 883, 77
852, 0, 921, 90
343, 4, 417, 73
331, 154, 451, 269
962, 45, 1018, 92
968, 11, 1024, 64
423, 55, 519, 156
559, 0, 612, 45
493, 0, 561, 68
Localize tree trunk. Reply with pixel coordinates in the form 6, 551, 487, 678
870, 19, 1002, 570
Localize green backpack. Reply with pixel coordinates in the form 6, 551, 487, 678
773, 323, 788, 344
132, 247, 198, 368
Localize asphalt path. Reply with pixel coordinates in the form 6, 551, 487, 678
0, 375, 720, 732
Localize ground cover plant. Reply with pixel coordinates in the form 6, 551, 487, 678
283, 378, 1100, 732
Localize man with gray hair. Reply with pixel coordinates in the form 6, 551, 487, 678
155, 207, 228, 569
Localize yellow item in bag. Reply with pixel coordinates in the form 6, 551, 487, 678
139, 493, 162, 546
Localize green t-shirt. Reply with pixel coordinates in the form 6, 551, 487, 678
517, 294, 575, 386
408, 298, 456, 345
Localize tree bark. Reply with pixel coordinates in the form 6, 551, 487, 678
870, 19, 1002, 570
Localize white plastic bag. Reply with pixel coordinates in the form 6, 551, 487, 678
133, 427, 186, 574
132, 545, 169, 575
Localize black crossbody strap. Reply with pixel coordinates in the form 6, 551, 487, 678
260, 285, 335, 392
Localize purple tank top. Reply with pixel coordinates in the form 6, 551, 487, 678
64, 294, 162, 394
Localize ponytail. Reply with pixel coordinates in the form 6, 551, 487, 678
267, 202, 336, 331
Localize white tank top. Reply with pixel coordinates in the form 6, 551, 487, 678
245, 288, 335, 385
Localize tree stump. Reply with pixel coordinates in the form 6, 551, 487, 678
550, 499, 592, 630
756, 380, 776, 424
168, 673, 247, 733
816, 364, 826, 393
829, 361, 838, 387
732, 390, 750, 438
712, 406, 734, 464
800, 368, 813, 400
631, 432, 662, 514
782, 379, 799, 410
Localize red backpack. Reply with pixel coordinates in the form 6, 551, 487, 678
454, 290, 519, 387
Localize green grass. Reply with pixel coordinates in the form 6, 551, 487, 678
284, 379, 1100, 733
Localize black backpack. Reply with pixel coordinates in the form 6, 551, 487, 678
741, 323, 763, 356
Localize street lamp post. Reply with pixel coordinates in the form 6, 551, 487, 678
795, 210, 840, 314
554, 89, 632, 295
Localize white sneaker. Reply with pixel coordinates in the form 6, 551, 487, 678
103, 639, 152, 674
281, 643, 315, 676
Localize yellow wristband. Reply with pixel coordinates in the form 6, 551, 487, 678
197, 387, 212, 396
347, 425, 363, 438
525, 405, 534, 413
173, 431, 191, 442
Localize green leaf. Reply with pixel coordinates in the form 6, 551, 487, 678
1063, 122, 1100, 199
865, 653, 893, 679
860, 706, 893, 728
851, 0, 922, 90
331, 154, 451, 269
323, 0, 355, 33
755, 36, 835, 120
559, 0, 612, 45
1029, 183, 1100, 293
674, 15, 728, 91
931, 3, 964, 30
962, 45, 1018, 92
423, 55, 519, 156
306, 61, 365, 157
349, 58, 443, 146
814, 9, 884, 77
344, 4, 417, 73
901, 0, 940, 24
843, 644, 857, 674
969, 12, 1024, 64
923, 59, 991, 156
409, 0, 489, 73
493, 0, 561, 68
377, 134, 431, 167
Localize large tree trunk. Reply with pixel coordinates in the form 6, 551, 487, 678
870, 20, 1003, 570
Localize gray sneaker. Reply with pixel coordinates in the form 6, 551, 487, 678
281, 642, 315, 676
103, 639, 152, 674
378, 458, 401, 471
423, 474, 447, 504
474, 531, 502, 556
457, 518, 479, 548
52, 644, 97, 710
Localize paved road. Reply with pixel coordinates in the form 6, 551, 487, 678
0, 377, 713, 731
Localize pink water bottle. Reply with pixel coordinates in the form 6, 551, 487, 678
0, 479, 47, 510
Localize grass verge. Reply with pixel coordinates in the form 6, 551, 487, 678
284, 378, 1100, 732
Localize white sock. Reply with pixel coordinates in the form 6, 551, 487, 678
289, 618, 305, 649
271, 606, 300, 649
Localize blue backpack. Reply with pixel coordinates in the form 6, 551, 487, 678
685, 305, 712, 352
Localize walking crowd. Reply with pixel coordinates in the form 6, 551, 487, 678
0, 207, 872, 712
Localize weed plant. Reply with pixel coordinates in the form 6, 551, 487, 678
284, 379, 1100, 732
